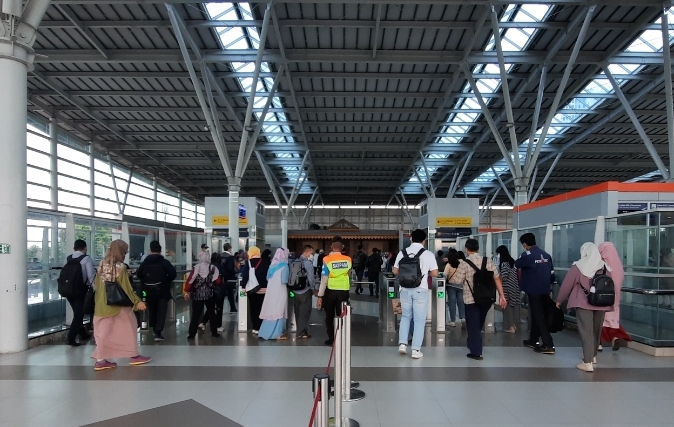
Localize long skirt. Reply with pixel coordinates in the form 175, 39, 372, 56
91, 307, 138, 360
601, 324, 632, 343
258, 318, 285, 340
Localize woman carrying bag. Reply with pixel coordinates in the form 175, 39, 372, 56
556, 242, 614, 372
91, 240, 150, 371
258, 248, 290, 340
240, 246, 271, 335
184, 250, 221, 339
495, 245, 521, 333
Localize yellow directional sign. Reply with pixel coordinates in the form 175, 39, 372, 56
212, 216, 248, 226
436, 217, 472, 227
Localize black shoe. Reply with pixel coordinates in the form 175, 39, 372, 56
324, 339, 333, 346
612, 340, 621, 351
67, 340, 80, 347
534, 346, 555, 355
212, 333, 221, 338
466, 353, 483, 360
153, 334, 165, 342
523, 340, 538, 349
375, 294, 379, 298
231, 310, 238, 313
79, 333, 92, 341
187, 335, 195, 340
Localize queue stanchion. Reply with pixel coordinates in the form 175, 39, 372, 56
342, 302, 365, 401
329, 314, 358, 427
311, 374, 330, 427
237, 278, 248, 333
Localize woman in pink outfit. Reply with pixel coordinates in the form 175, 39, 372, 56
598, 242, 631, 351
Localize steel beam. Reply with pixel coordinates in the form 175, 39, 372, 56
491, 167, 515, 205
603, 66, 671, 180
448, 152, 475, 198
54, 5, 109, 59
525, 5, 596, 179
235, 1, 273, 181
419, 151, 436, 197
372, 4, 383, 59
663, 9, 674, 181
526, 65, 548, 169
532, 152, 562, 202
255, 151, 284, 209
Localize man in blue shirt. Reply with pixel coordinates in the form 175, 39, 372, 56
66, 239, 95, 347
515, 233, 555, 354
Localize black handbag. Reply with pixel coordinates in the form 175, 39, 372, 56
83, 286, 95, 315
105, 266, 134, 307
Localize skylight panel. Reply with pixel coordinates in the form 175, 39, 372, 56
417, 4, 552, 190
206, 2, 306, 190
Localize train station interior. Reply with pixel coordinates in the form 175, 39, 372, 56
1, 0, 674, 426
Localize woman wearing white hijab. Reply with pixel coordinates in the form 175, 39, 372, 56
258, 248, 290, 340
556, 242, 614, 372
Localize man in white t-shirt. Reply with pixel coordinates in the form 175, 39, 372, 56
393, 229, 439, 359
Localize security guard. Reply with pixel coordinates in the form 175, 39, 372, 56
316, 236, 352, 346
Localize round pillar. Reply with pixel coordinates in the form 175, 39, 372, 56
0, 51, 29, 353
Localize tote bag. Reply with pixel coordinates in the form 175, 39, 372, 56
245, 260, 261, 293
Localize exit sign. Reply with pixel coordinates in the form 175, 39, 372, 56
0, 244, 10, 254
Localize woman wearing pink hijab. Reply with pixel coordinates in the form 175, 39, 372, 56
598, 242, 631, 351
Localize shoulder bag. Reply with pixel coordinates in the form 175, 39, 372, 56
105, 265, 134, 307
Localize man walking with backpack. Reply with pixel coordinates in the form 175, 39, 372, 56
515, 232, 556, 354
289, 245, 316, 339
393, 229, 439, 359
367, 248, 384, 297
136, 241, 177, 341
59, 239, 95, 347
353, 244, 368, 294
451, 239, 507, 360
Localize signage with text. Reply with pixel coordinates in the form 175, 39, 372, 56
436, 216, 473, 227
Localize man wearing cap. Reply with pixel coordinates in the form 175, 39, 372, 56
316, 236, 352, 346
136, 241, 177, 341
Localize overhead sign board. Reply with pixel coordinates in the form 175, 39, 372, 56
650, 203, 674, 209
436, 217, 473, 227
212, 228, 249, 238
212, 205, 248, 226
617, 203, 648, 214
435, 228, 473, 239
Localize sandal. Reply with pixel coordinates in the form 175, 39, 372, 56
298, 332, 312, 339
277, 334, 289, 340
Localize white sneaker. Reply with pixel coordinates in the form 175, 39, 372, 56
592, 357, 597, 364
398, 344, 407, 355
252, 330, 259, 335
576, 362, 594, 372
411, 350, 423, 359
198, 323, 205, 331
597, 344, 603, 352
217, 327, 224, 332
448, 322, 456, 327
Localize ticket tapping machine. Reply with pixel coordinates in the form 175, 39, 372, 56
237, 278, 248, 333
380, 272, 398, 333
432, 273, 446, 333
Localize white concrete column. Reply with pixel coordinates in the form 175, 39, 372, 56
0, 41, 31, 353
89, 145, 95, 215
159, 227, 166, 259
121, 222, 130, 264
65, 214, 75, 326
545, 223, 554, 254
281, 215, 288, 248
228, 177, 241, 252
594, 216, 605, 245
49, 118, 58, 210
153, 177, 158, 221
484, 232, 495, 333
185, 231, 193, 267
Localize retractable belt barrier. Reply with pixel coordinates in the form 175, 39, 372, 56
309, 303, 364, 427
234, 278, 247, 333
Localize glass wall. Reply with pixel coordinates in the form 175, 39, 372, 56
26, 207, 205, 338
26, 115, 205, 228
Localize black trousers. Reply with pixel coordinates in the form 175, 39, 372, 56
248, 292, 265, 331
465, 302, 492, 356
527, 293, 554, 348
323, 289, 350, 342
202, 289, 224, 328
190, 298, 218, 337
370, 273, 380, 296
67, 296, 87, 343
354, 268, 365, 291
224, 281, 237, 312
147, 295, 169, 333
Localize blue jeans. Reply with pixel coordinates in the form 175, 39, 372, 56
446, 286, 465, 322
398, 287, 430, 351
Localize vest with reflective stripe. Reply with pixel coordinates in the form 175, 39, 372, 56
324, 253, 352, 291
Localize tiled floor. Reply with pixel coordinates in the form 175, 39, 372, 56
1, 298, 673, 427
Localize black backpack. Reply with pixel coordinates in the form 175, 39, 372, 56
353, 251, 366, 269
463, 258, 497, 305
581, 267, 615, 307
288, 259, 308, 291
398, 248, 425, 288
141, 262, 166, 296
57, 255, 87, 299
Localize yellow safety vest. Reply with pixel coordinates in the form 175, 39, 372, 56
324, 253, 352, 291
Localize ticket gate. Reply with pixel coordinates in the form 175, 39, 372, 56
379, 272, 398, 332
236, 279, 248, 333
431, 275, 446, 333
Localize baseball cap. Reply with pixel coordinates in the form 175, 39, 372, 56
201, 243, 209, 249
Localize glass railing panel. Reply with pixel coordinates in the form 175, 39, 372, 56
551, 220, 597, 269
128, 224, 159, 269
